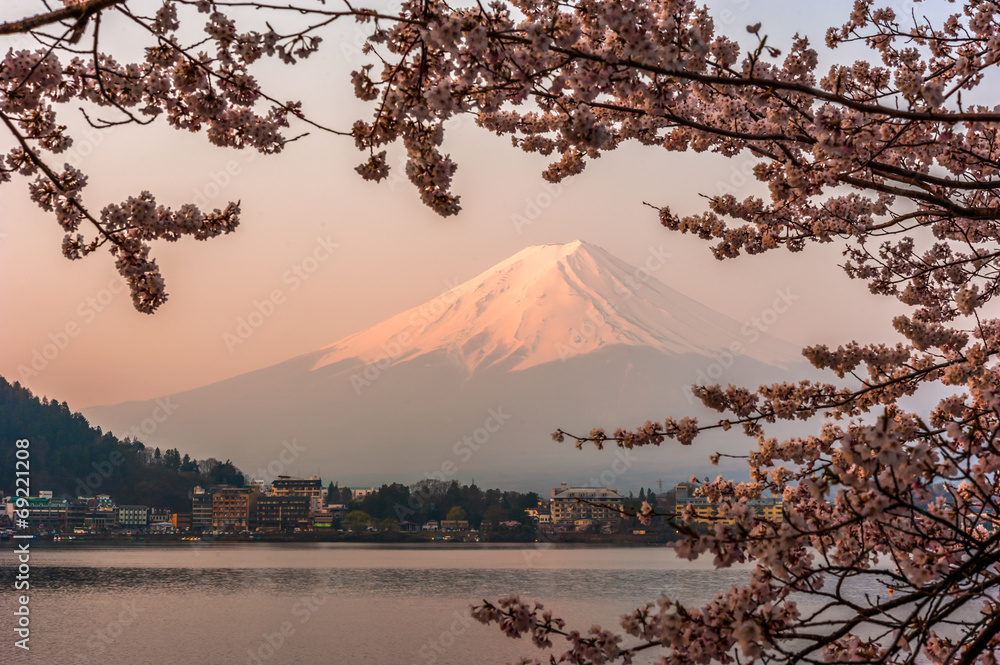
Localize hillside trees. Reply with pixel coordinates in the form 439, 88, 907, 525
6, 1, 1000, 664
344, 480, 537, 527
344, 509, 372, 532
0, 377, 232, 510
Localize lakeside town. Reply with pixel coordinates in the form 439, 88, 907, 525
1, 476, 785, 542
0, 376, 785, 545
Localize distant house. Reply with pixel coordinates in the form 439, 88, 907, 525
67, 500, 88, 530
191, 488, 214, 532
116, 505, 149, 529
212, 487, 257, 532
324, 504, 347, 520
398, 521, 420, 533
440, 520, 469, 531
422, 520, 439, 531
257, 495, 310, 531
271, 476, 324, 514
310, 508, 340, 529
148, 522, 175, 534
85, 511, 115, 530
19, 496, 69, 529
549, 484, 624, 527
170, 513, 192, 531
673, 483, 784, 526
526, 508, 553, 526
150, 507, 171, 524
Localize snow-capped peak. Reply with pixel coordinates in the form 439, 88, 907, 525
312, 240, 798, 374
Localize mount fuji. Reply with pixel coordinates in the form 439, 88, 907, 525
84, 241, 805, 489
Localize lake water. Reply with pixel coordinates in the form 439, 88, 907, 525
0, 542, 752, 665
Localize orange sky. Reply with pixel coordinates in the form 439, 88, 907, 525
0, 1, 903, 410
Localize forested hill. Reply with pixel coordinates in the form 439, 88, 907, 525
0, 377, 245, 511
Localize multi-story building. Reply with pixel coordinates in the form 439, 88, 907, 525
116, 505, 150, 529
83, 494, 117, 530
20, 495, 69, 529
754, 497, 784, 523
324, 503, 347, 520
256, 495, 310, 531
67, 499, 89, 529
149, 522, 175, 534
1, 496, 14, 524
271, 476, 324, 513
191, 487, 214, 531
212, 487, 257, 532
85, 510, 115, 530
310, 507, 344, 529
673, 484, 783, 525
350, 487, 377, 501
170, 513, 192, 531
526, 507, 552, 527
549, 484, 624, 527
150, 507, 171, 524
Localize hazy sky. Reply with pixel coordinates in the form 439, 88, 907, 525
0, 0, 904, 415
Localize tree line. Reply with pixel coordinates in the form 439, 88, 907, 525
326, 480, 541, 532
0, 377, 245, 511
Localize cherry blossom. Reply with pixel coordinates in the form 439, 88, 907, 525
6, 1, 1000, 663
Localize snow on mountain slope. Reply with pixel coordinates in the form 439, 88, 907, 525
313, 240, 798, 375
83, 240, 808, 488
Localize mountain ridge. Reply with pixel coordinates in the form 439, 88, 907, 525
313, 239, 799, 377
83, 240, 805, 488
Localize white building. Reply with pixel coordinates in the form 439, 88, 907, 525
549, 484, 624, 526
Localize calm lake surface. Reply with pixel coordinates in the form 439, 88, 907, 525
0, 542, 754, 665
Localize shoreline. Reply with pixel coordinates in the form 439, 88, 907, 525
10, 531, 680, 546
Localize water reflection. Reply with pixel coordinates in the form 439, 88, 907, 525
0, 544, 753, 665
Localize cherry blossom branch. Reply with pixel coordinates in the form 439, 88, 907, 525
0, 0, 125, 36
